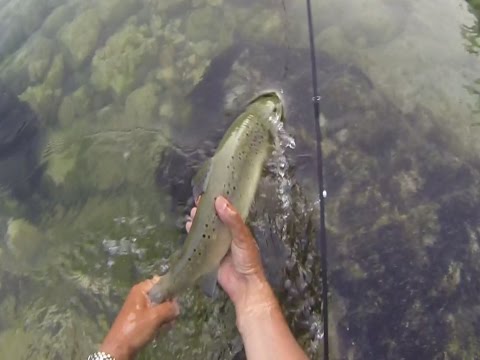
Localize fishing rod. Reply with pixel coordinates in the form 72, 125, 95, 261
305, 1, 329, 359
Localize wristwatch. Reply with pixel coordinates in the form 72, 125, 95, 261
87, 352, 115, 360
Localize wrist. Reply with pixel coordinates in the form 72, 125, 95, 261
100, 337, 134, 360
234, 277, 281, 333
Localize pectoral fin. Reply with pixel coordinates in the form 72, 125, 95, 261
191, 158, 212, 200
199, 268, 219, 298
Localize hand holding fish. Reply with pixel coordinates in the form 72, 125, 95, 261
98, 276, 180, 360
186, 195, 277, 316
187, 195, 309, 360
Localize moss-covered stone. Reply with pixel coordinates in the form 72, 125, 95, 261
207, 0, 224, 6
95, 0, 137, 28
344, 2, 406, 48
26, 37, 55, 83
57, 86, 93, 127
51, 128, 169, 199
90, 24, 158, 97
19, 83, 61, 124
0, 328, 35, 359
58, 9, 102, 69
0, 0, 58, 62
152, 0, 186, 13
124, 83, 159, 127
0, 35, 55, 88
45, 138, 80, 186
191, 40, 214, 58
234, 7, 283, 44
150, 14, 164, 38
40, 4, 75, 37
5, 218, 45, 266
43, 53, 65, 88
185, 7, 232, 46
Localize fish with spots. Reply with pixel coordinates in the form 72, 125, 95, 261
148, 92, 285, 304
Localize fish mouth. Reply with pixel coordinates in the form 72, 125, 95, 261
248, 90, 285, 122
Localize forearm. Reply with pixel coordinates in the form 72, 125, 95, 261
235, 286, 309, 360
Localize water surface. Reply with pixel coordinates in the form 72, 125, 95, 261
0, 0, 479, 359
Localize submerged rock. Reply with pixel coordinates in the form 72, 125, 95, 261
43, 53, 65, 88
26, 37, 55, 83
90, 24, 158, 97
185, 6, 233, 46
58, 9, 102, 69
0, 35, 55, 92
95, 0, 137, 28
124, 83, 159, 127
44, 128, 170, 203
19, 83, 61, 124
40, 3, 75, 37
5, 218, 45, 266
57, 86, 93, 127
0, 0, 61, 61
165, 41, 480, 359
234, 7, 284, 44
146, 0, 188, 13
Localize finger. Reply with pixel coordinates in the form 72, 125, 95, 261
190, 207, 197, 219
215, 196, 254, 248
186, 220, 192, 233
135, 275, 161, 296
149, 300, 180, 327
195, 195, 201, 206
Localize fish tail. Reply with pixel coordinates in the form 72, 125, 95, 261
148, 273, 171, 304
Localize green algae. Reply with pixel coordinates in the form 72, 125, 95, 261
43, 53, 65, 88
0, 1, 478, 359
95, 0, 137, 28
57, 86, 93, 127
90, 24, 158, 97
3, 218, 45, 271
124, 83, 159, 127
45, 141, 79, 186
185, 6, 233, 46
58, 9, 102, 69
40, 4, 75, 37
0, 328, 36, 359
43, 128, 170, 201
19, 83, 61, 124
0, 35, 54, 90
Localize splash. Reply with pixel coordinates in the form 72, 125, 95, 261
261, 113, 324, 357
268, 109, 296, 222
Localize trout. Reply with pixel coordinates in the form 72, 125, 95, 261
149, 92, 284, 304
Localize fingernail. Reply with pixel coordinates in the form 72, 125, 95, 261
172, 301, 180, 315
217, 196, 228, 211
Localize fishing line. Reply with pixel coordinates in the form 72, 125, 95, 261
280, 0, 291, 81
305, 1, 329, 359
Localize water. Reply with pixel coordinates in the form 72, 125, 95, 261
1, 0, 480, 359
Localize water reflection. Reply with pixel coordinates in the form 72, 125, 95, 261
0, 0, 480, 359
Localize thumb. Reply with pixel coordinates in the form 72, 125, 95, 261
215, 196, 252, 248
149, 300, 180, 327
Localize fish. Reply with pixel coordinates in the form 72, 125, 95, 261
148, 91, 285, 304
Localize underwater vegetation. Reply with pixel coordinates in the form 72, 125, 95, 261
0, 0, 480, 359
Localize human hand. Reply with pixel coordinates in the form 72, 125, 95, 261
100, 276, 180, 360
186, 196, 278, 320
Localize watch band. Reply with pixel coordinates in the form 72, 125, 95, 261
87, 351, 116, 360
